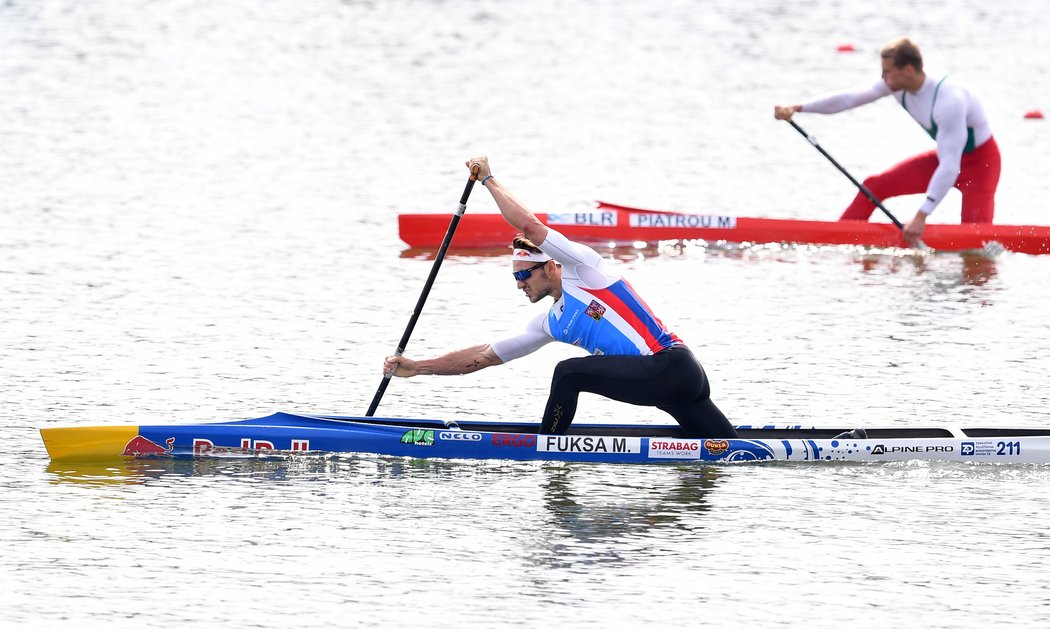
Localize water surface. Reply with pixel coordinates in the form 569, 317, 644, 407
3, 0, 1050, 626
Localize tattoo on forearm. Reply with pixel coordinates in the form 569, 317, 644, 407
466, 359, 481, 371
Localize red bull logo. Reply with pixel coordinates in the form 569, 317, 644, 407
123, 436, 175, 457
703, 439, 730, 456
191, 438, 308, 455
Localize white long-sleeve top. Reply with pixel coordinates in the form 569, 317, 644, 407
801, 76, 992, 215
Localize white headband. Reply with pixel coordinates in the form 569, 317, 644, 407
512, 249, 552, 263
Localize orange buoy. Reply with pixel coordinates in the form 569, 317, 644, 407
1024, 110, 1045, 119
836, 43, 856, 52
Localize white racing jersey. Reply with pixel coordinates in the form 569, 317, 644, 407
802, 75, 992, 214
491, 229, 682, 362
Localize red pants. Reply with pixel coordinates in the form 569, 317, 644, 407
840, 136, 1001, 223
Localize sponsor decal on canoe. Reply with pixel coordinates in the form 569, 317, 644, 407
546, 211, 617, 227
492, 433, 537, 447
537, 435, 641, 454
872, 441, 1021, 458
191, 438, 311, 455
703, 439, 730, 456
649, 438, 700, 459
961, 440, 1022, 457
870, 443, 955, 455
123, 436, 175, 457
401, 429, 434, 446
628, 213, 737, 229
438, 431, 482, 442
241, 438, 274, 451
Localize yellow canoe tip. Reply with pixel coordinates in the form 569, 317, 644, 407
40, 425, 140, 461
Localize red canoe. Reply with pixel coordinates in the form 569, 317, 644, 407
398, 201, 1050, 255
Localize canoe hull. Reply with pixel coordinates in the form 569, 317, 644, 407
397, 201, 1050, 255
40, 413, 1050, 464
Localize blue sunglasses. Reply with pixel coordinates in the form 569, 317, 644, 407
512, 261, 548, 282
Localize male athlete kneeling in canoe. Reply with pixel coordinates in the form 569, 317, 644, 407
383, 157, 736, 439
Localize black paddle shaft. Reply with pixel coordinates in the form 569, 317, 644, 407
365, 171, 480, 417
787, 119, 906, 230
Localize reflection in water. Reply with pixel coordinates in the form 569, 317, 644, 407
400, 246, 512, 260
532, 464, 724, 569
44, 452, 502, 487
856, 252, 998, 286
401, 239, 854, 261
45, 454, 337, 486
404, 240, 1006, 284
45, 458, 176, 486
956, 253, 999, 287
854, 251, 1000, 306
400, 244, 658, 262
